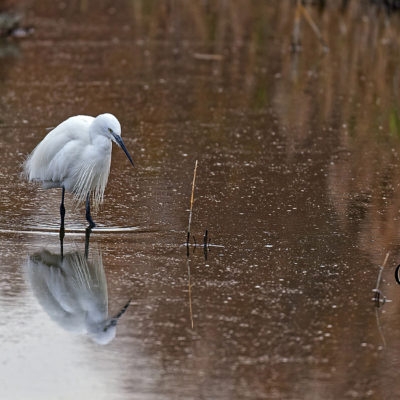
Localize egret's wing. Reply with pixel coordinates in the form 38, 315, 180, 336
24, 115, 94, 183
24, 251, 86, 333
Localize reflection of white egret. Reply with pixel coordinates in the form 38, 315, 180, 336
25, 249, 130, 345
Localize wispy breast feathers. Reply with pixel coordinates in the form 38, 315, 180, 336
72, 156, 111, 208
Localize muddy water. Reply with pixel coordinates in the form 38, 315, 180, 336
1, 1, 400, 399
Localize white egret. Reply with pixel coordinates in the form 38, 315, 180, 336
24, 113, 134, 228
25, 248, 131, 345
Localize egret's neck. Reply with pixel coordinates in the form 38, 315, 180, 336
89, 120, 100, 143
89, 124, 112, 153
92, 134, 112, 153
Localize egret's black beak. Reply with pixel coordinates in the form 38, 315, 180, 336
111, 133, 134, 167
103, 298, 132, 331
113, 298, 131, 320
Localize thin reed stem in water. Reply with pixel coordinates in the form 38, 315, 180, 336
187, 160, 198, 246
375, 251, 389, 290
185, 160, 197, 329
373, 251, 390, 307
373, 252, 390, 347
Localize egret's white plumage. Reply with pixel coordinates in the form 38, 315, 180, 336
24, 113, 134, 224
25, 248, 130, 345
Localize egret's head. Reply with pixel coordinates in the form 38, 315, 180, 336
94, 113, 121, 137
94, 113, 134, 167
87, 298, 131, 345
88, 323, 117, 345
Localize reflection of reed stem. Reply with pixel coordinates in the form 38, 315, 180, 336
295, 1, 328, 50
203, 230, 208, 260
375, 307, 386, 348
292, 0, 302, 51
187, 256, 194, 329
203, 229, 208, 246
187, 160, 198, 246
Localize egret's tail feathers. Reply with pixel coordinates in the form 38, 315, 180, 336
22, 136, 55, 183
22, 154, 33, 181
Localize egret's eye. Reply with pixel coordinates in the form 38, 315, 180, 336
108, 128, 113, 133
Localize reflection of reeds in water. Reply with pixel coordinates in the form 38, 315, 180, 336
7, 1, 400, 131
292, 0, 328, 51
125, 0, 400, 143
252, 3, 400, 271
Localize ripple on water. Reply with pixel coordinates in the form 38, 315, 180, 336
0, 225, 146, 236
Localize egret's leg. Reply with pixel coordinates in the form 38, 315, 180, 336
60, 187, 66, 221
60, 229, 64, 259
85, 192, 96, 228
59, 187, 65, 255
84, 227, 92, 259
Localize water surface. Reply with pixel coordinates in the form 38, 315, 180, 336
1, 2, 400, 399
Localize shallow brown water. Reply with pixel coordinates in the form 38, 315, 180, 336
1, 1, 400, 399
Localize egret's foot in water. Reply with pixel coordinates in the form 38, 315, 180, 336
86, 218, 96, 229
